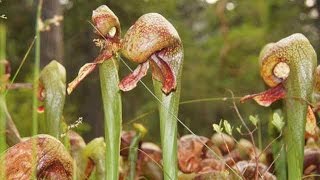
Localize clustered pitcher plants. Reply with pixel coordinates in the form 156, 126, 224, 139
1, 2, 320, 180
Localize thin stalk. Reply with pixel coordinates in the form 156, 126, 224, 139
0, 23, 6, 179
128, 132, 142, 180
32, 0, 42, 179
257, 118, 262, 150
153, 79, 182, 180
4, 37, 36, 97
99, 56, 122, 180
32, 0, 42, 136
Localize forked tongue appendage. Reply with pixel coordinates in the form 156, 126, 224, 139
150, 53, 176, 94
119, 61, 149, 91
67, 63, 98, 94
67, 49, 113, 94
240, 83, 286, 107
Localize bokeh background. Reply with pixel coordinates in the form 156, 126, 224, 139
1, 0, 319, 143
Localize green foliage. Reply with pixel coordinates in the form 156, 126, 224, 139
223, 120, 232, 135
272, 112, 285, 132
213, 119, 233, 136
212, 121, 223, 134
249, 115, 259, 127
236, 125, 242, 134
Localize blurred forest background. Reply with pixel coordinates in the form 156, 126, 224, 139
0, 0, 319, 143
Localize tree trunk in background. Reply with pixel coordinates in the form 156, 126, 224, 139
40, 0, 63, 67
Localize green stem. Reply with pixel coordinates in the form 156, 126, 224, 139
99, 56, 122, 180
257, 118, 262, 150
0, 24, 6, 154
0, 24, 7, 179
153, 79, 181, 180
285, 63, 314, 179
32, 0, 42, 137
127, 132, 141, 180
282, 34, 316, 179
31, 1, 42, 179
0, 96, 5, 179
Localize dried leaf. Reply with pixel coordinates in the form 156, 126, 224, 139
178, 135, 211, 173
305, 106, 318, 139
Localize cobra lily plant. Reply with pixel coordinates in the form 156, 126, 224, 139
119, 13, 184, 180
67, 5, 122, 180
68, 5, 184, 179
241, 33, 318, 179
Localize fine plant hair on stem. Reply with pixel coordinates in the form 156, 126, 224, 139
119, 57, 243, 179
